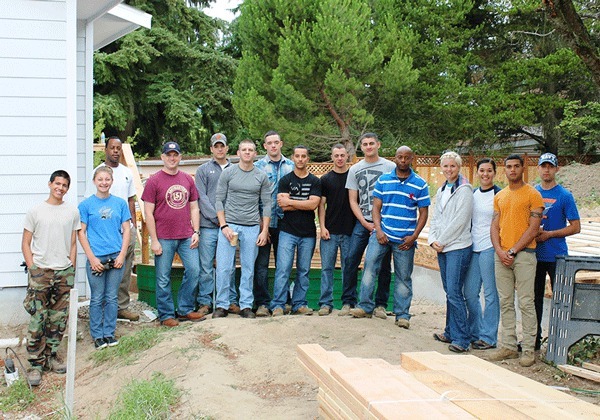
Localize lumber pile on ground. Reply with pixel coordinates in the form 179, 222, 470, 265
297, 344, 600, 419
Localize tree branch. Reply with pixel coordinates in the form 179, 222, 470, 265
509, 29, 556, 37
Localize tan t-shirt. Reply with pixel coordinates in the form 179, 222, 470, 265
24, 201, 81, 270
494, 184, 544, 251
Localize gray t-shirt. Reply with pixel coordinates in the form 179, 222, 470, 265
24, 201, 81, 270
346, 157, 396, 221
215, 164, 272, 226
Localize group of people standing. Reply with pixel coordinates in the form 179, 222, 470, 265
20, 130, 579, 386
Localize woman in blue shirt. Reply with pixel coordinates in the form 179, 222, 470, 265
78, 166, 131, 349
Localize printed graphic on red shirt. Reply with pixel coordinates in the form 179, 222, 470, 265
165, 185, 189, 209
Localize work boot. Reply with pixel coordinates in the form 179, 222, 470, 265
160, 318, 180, 327
373, 306, 387, 320
27, 369, 42, 386
239, 308, 256, 318
338, 304, 352, 316
488, 347, 519, 362
197, 305, 211, 316
318, 306, 332, 316
395, 318, 410, 329
255, 305, 270, 317
519, 350, 536, 367
272, 307, 284, 317
293, 306, 314, 315
47, 356, 67, 374
349, 307, 372, 318
228, 303, 241, 315
117, 309, 140, 321
283, 304, 292, 315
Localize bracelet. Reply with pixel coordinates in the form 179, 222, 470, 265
220, 224, 229, 230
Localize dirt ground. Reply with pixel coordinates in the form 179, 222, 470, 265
1, 297, 599, 419
2, 161, 600, 419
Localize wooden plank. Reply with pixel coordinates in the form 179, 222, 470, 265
401, 352, 600, 419
558, 365, 600, 383
318, 388, 361, 420
582, 362, 600, 373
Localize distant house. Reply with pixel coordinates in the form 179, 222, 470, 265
0, 0, 151, 325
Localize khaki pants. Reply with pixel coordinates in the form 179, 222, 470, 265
495, 251, 537, 351
118, 225, 137, 311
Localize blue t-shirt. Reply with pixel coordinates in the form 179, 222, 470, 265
78, 194, 131, 257
535, 184, 580, 262
373, 168, 430, 243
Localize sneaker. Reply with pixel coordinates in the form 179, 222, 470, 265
318, 306, 332, 316
433, 333, 451, 343
395, 318, 410, 329
228, 303, 241, 315
448, 344, 469, 353
117, 309, 140, 322
255, 305, 270, 317
160, 318, 180, 327
212, 307, 229, 318
283, 304, 292, 315
239, 308, 256, 318
349, 307, 372, 318
94, 338, 108, 350
105, 337, 119, 347
272, 307, 284, 317
178, 311, 207, 322
472, 340, 496, 350
488, 347, 519, 362
27, 369, 42, 386
197, 305, 211, 316
293, 306, 314, 315
373, 306, 387, 320
338, 304, 352, 316
47, 356, 67, 374
519, 350, 535, 367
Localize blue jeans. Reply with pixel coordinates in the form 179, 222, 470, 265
271, 232, 316, 311
253, 227, 281, 308
464, 247, 499, 345
438, 246, 472, 349
197, 228, 237, 308
86, 252, 124, 340
155, 238, 200, 321
319, 234, 350, 308
215, 223, 259, 310
357, 234, 415, 319
341, 221, 391, 307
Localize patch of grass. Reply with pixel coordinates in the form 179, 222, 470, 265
108, 372, 180, 419
90, 327, 165, 366
0, 378, 35, 412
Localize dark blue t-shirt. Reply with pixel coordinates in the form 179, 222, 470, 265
535, 184, 580, 262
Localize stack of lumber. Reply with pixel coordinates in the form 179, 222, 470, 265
297, 344, 600, 419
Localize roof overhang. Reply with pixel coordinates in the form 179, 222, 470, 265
77, 1, 152, 50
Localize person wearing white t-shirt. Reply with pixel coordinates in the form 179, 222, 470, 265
90, 137, 138, 321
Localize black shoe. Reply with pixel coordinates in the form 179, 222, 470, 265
105, 337, 119, 347
212, 307, 229, 318
94, 338, 108, 350
239, 308, 256, 318
448, 344, 469, 353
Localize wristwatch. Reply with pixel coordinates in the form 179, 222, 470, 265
508, 248, 516, 257
193, 230, 200, 235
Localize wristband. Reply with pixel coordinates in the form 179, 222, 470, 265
220, 224, 229, 231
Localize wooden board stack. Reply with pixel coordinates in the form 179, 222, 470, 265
297, 344, 600, 419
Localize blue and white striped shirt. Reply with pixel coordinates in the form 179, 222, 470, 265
373, 168, 430, 243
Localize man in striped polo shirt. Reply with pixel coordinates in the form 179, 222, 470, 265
350, 146, 430, 328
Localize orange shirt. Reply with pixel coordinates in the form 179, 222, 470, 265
494, 184, 544, 251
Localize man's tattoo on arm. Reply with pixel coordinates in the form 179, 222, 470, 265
530, 211, 543, 218
492, 211, 499, 220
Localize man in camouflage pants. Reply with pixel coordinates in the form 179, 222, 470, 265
22, 170, 81, 386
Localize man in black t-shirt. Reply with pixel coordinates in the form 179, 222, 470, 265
270, 146, 321, 316
317, 144, 355, 315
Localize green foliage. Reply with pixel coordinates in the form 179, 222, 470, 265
94, 0, 238, 156
0, 378, 35, 412
108, 372, 181, 419
90, 327, 164, 366
568, 336, 600, 366
560, 100, 600, 154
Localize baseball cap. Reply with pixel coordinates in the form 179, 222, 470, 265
538, 153, 557, 167
162, 141, 181, 155
211, 133, 227, 146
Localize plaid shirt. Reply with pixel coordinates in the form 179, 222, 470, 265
255, 155, 294, 228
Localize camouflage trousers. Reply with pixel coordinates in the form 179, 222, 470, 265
24, 265, 75, 370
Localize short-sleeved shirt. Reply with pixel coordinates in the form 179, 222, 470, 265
320, 170, 355, 236
373, 168, 430, 243
471, 185, 501, 252
141, 170, 199, 239
86, 163, 135, 202
255, 155, 294, 228
279, 171, 321, 237
494, 184, 544, 251
24, 201, 81, 270
346, 157, 396, 222
535, 184, 580, 262
78, 194, 131, 256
